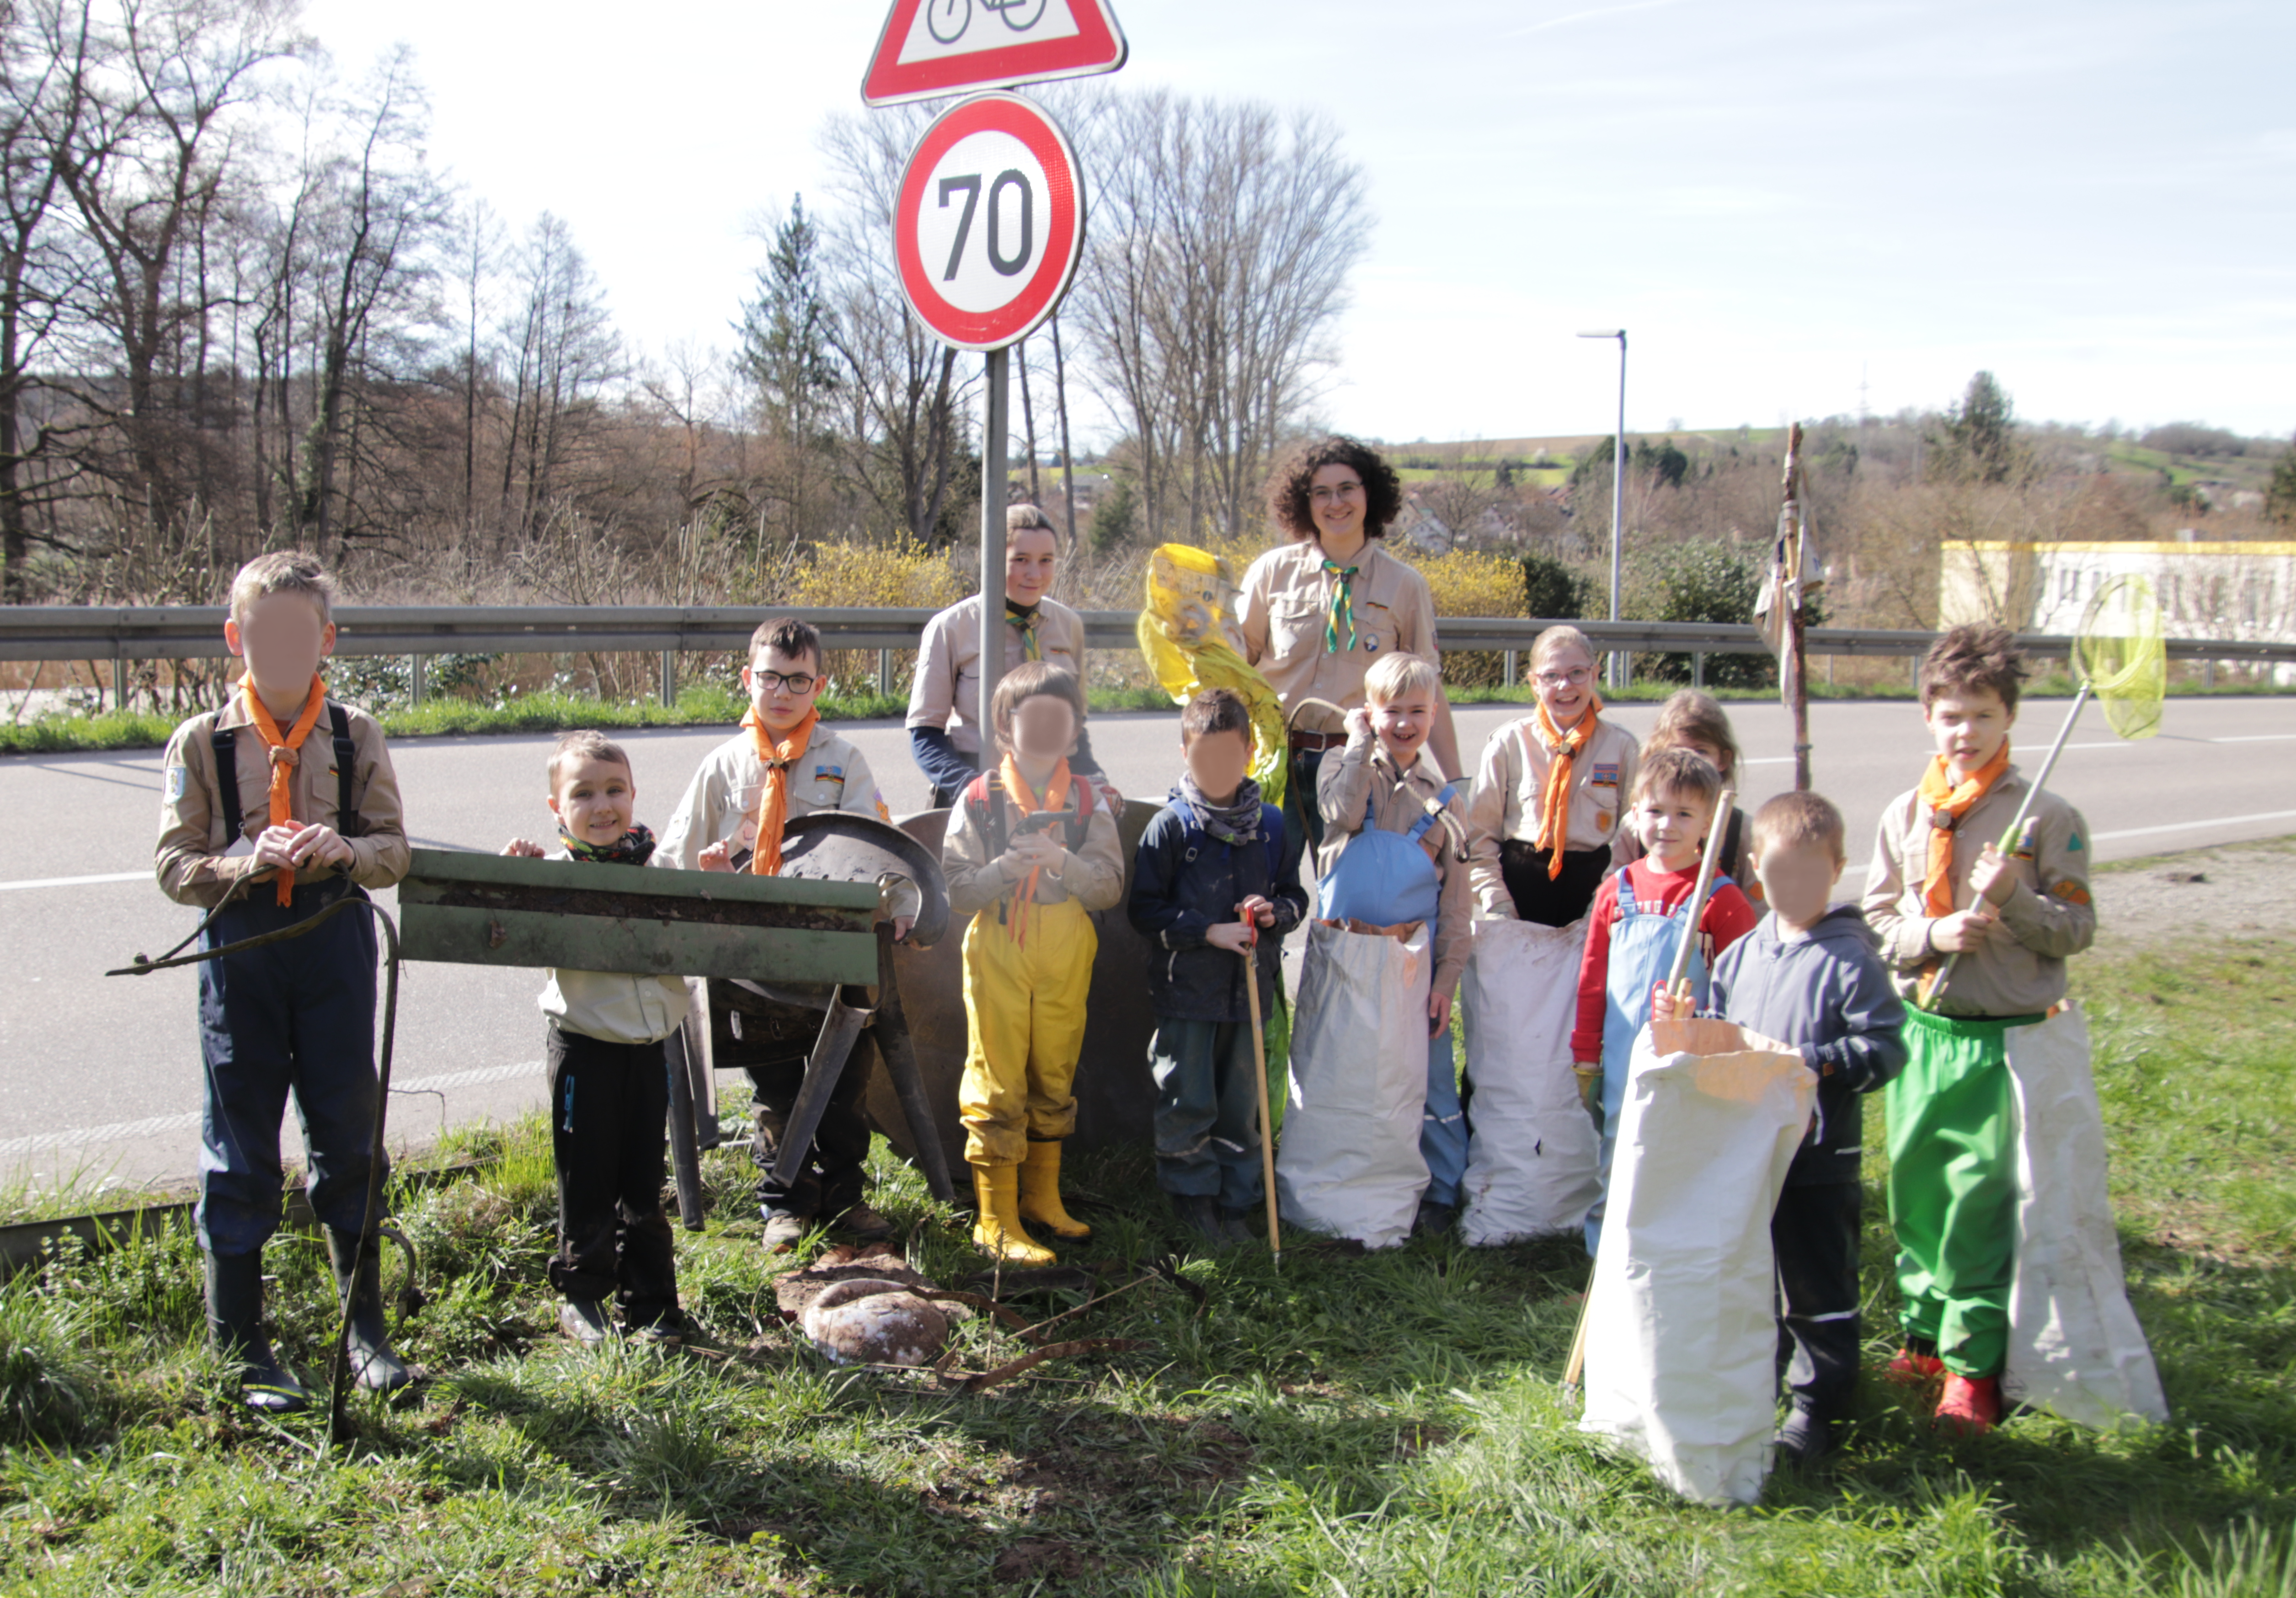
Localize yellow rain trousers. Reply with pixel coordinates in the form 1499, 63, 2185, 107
959, 897, 1096, 1167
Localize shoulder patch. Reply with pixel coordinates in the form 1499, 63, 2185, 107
165, 766, 187, 803
2065, 831, 2083, 852
2049, 879, 2092, 907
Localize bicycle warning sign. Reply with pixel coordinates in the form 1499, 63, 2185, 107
861, 0, 1127, 107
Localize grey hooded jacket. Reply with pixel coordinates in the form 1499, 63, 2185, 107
1707, 903, 1908, 1187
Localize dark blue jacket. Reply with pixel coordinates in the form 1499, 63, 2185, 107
1127, 799, 1308, 1024
1707, 904, 1907, 1186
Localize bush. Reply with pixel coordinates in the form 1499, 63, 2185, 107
1623, 539, 1826, 689
783, 533, 967, 696
1406, 547, 1529, 687
1521, 553, 1597, 621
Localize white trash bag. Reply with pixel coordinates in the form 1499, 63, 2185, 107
1580, 1017, 1815, 1507
1275, 918, 1431, 1250
2004, 1003, 2169, 1429
1459, 916, 1601, 1245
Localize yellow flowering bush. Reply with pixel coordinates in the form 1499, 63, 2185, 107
783, 535, 968, 696
1397, 547, 1526, 686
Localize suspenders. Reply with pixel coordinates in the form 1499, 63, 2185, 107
211, 702, 362, 844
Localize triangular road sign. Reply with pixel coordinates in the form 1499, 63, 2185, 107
861, 0, 1127, 107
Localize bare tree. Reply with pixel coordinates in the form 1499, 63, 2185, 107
497, 212, 620, 538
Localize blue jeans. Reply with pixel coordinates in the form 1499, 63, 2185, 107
195, 881, 387, 1256
1423, 1026, 1468, 1207
1149, 1017, 1266, 1209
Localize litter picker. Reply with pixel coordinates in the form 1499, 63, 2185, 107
1926, 576, 2162, 1008
1241, 908, 1283, 1267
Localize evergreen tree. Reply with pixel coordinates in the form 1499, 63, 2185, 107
2265, 434, 2296, 530
737, 196, 839, 437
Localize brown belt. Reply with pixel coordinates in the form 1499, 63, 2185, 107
1288, 729, 1347, 753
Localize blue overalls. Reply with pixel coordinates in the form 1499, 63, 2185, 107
1318, 788, 1468, 1208
1583, 868, 1732, 1257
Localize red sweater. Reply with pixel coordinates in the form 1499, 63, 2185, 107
1570, 858, 1760, 1061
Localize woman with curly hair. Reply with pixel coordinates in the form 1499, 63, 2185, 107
1237, 434, 1459, 851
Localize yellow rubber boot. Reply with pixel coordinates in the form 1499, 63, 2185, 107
1018, 1139, 1091, 1241
971, 1162, 1054, 1266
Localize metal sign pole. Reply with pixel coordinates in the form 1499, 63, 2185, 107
978, 345, 1010, 748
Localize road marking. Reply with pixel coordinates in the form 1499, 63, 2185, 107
0, 870, 146, 891
0, 1060, 546, 1157
2213, 734, 2296, 744
2089, 811, 2296, 844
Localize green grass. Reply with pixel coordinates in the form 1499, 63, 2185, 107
1, 896, 2292, 1593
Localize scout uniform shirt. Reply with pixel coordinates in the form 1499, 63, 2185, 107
155, 694, 410, 907
538, 848, 691, 1045
907, 594, 1089, 761
1861, 763, 2096, 1018
941, 776, 1127, 921
1235, 542, 1442, 722
656, 724, 923, 920
1460, 713, 1640, 919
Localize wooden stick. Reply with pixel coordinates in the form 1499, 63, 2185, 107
1666, 786, 1737, 1000
1782, 423, 1814, 794
1243, 910, 1282, 1267
1563, 1287, 1594, 1388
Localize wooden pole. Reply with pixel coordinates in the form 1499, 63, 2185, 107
1242, 911, 1282, 1267
1783, 422, 1813, 792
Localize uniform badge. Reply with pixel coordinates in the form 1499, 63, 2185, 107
1591, 763, 1620, 788
165, 766, 187, 802
1597, 810, 1613, 831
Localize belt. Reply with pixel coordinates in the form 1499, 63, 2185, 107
1288, 730, 1347, 753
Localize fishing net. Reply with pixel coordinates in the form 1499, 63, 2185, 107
1137, 543, 1290, 806
2074, 575, 2165, 741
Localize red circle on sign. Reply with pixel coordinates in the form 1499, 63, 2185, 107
894, 93, 1084, 352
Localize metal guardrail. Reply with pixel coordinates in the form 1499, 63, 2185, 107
3, 605, 2291, 703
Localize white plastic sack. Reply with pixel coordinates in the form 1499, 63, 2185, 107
2003, 1003, 2169, 1429
1275, 919, 1431, 1250
1580, 1018, 1815, 1507
1458, 916, 1600, 1245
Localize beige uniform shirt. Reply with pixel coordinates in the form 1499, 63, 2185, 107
1315, 733, 1473, 1002
1235, 542, 1441, 724
155, 697, 410, 908
1862, 765, 2096, 1017
906, 595, 1089, 759
1461, 715, 1640, 918
537, 848, 693, 1045
942, 776, 1127, 920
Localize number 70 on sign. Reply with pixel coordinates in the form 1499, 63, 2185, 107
894, 93, 1085, 353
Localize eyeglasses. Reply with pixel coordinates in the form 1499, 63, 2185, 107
1308, 481, 1364, 504
753, 671, 817, 695
1535, 667, 1593, 689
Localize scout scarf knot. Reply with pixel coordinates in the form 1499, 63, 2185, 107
1531, 694, 1604, 880
1175, 774, 1262, 847
1320, 559, 1359, 653
742, 705, 818, 878
1005, 598, 1044, 662
1917, 742, 2011, 917
997, 753, 1072, 946
560, 823, 657, 866
240, 672, 328, 906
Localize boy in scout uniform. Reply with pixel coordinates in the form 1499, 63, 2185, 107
154, 551, 413, 1412
661, 617, 916, 1251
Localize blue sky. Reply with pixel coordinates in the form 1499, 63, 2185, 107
299, 0, 2295, 446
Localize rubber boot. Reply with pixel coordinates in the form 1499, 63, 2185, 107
203, 1249, 306, 1414
971, 1162, 1054, 1266
325, 1230, 414, 1393
1017, 1139, 1091, 1241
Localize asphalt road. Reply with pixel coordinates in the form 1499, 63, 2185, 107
5, 693, 2292, 1196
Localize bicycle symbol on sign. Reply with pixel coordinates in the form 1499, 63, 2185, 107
927, 0, 1049, 46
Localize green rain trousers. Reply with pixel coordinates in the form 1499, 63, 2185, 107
1885, 1007, 2044, 1380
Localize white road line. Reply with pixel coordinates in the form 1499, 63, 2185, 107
0, 870, 147, 891
2213, 734, 2296, 744
2090, 811, 2296, 843
0, 1060, 546, 1157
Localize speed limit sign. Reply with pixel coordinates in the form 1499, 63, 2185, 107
893, 93, 1084, 352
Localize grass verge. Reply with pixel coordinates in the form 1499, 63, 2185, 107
0, 919, 2291, 1592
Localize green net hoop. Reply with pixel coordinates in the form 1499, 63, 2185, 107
2075, 574, 2165, 741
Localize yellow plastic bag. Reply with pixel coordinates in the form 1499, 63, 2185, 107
1138, 543, 1289, 807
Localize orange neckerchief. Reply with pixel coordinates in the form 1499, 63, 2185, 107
1917, 741, 2012, 917
240, 673, 328, 906
1530, 694, 1604, 880
997, 753, 1071, 945
742, 705, 818, 878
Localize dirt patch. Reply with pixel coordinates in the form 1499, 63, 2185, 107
2093, 840, 2296, 952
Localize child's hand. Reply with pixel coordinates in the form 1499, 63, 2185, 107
1236, 894, 1277, 928
1968, 842, 2018, 907
1002, 829, 1064, 877
892, 914, 916, 943
256, 822, 351, 873
696, 840, 734, 874
1930, 908, 1998, 953
502, 838, 546, 858
1345, 706, 1374, 743
1427, 988, 1452, 1037
1207, 921, 1255, 954
1650, 983, 1692, 1023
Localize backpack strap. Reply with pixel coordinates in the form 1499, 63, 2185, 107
963, 771, 1003, 862
328, 702, 363, 838
211, 721, 243, 846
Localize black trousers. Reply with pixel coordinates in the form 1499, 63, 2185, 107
745, 1051, 870, 1221
545, 1025, 678, 1323
1773, 1179, 1864, 1418
1498, 842, 1610, 928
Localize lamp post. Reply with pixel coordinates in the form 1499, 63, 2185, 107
1578, 328, 1627, 689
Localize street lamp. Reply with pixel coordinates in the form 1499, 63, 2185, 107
1578, 328, 1626, 689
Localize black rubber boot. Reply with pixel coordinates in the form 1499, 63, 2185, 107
325, 1230, 414, 1393
204, 1249, 307, 1414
